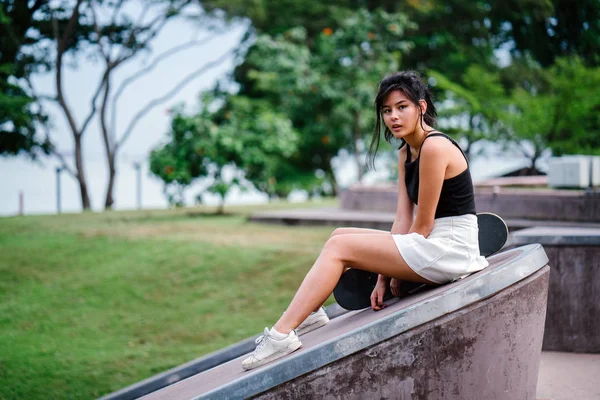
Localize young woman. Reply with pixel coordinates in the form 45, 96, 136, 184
242, 71, 488, 371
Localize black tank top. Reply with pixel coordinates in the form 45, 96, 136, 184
404, 132, 476, 219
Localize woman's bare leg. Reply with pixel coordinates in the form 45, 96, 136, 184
299, 227, 389, 313
274, 233, 433, 333
330, 227, 389, 236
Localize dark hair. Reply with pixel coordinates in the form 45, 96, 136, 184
367, 71, 437, 169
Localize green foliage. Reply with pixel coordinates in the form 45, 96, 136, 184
0, 2, 51, 157
217, 96, 299, 197
430, 56, 600, 165
490, 0, 600, 67
234, 9, 413, 187
428, 65, 506, 158
201, 0, 353, 38
150, 95, 300, 209
504, 57, 600, 157
0, 64, 47, 156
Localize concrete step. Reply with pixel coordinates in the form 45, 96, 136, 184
248, 207, 600, 231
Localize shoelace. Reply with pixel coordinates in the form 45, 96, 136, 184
254, 327, 297, 352
254, 327, 271, 351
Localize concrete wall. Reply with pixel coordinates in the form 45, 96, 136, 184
140, 245, 549, 400
512, 227, 600, 353
340, 184, 398, 213
474, 191, 600, 222
255, 267, 550, 400
340, 185, 600, 222
542, 247, 600, 352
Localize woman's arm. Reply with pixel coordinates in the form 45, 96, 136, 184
391, 145, 414, 235
378, 147, 414, 285
409, 137, 450, 238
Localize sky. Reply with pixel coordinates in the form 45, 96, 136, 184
0, 3, 540, 217
0, 3, 252, 216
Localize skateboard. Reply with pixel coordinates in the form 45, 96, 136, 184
333, 212, 508, 310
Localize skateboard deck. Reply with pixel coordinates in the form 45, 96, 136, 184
476, 212, 509, 257
333, 212, 508, 310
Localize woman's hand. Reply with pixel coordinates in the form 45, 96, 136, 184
370, 276, 389, 311
390, 278, 402, 297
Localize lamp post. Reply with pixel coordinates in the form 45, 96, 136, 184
56, 167, 62, 214
133, 162, 142, 209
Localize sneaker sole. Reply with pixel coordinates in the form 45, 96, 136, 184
296, 317, 329, 335
242, 340, 302, 371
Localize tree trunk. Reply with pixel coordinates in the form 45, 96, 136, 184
216, 197, 225, 214
100, 73, 116, 210
53, 0, 91, 210
104, 154, 116, 209
74, 135, 91, 209
528, 145, 542, 175
325, 161, 338, 197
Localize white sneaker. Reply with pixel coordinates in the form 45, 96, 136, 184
242, 328, 302, 371
296, 307, 330, 335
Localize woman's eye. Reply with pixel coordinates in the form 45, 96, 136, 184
399, 105, 407, 110
383, 109, 390, 114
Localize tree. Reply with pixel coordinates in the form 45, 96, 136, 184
313, 10, 413, 181
0, 64, 50, 157
150, 94, 299, 212
46, 0, 238, 210
198, 0, 510, 184
502, 57, 600, 170
229, 9, 411, 192
0, 2, 52, 157
428, 65, 507, 160
2, 0, 237, 210
490, 0, 600, 67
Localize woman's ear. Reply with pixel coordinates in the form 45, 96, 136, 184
419, 99, 427, 114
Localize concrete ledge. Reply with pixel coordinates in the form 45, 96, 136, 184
513, 228, 600, 353
99, 304, 349, 400
512, 226, 600, 246
258, 267, 550, 400
142, 244, 549, 400
248, 208, 600, 232
339, 184, 600, 222
248, 207, 395, 230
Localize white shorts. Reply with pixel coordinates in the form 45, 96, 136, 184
392, 214, 489, 284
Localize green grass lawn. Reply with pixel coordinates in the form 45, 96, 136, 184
0, 200, 338, 400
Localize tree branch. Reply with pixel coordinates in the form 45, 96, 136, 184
53, 0, 84, 137
59, 0, 83, 53
79, 67, 110, 136
117, 0, 193, 62
100, 73, 114, 161
110, 0, 126, 26
117, 48, 235, 149
89, 0, 110, 62
110, 35, 216, 134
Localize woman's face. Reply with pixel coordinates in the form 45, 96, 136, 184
381, 90, 422, 139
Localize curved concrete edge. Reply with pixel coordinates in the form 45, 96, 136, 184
98, 304, 349, 400
196, 244, 549, 400
512, 226, 600, 246
257, 266, 550, 400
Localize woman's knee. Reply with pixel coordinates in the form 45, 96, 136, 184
330, 227, 353, 238
323, 235, 347, 259
330, 228, 343, 238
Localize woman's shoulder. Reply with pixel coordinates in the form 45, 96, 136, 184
421, 134, 454, 155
